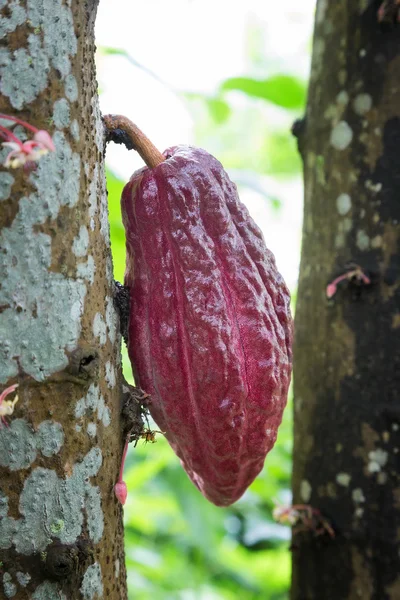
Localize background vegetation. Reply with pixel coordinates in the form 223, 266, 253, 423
98, 3, 311, 597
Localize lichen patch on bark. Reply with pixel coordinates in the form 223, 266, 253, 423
0, 447, 103, 554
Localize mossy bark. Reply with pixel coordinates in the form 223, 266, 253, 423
0, 1, 128, 598
292, 2, 400, 599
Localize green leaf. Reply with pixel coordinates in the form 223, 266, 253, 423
98, 45, 129, 57
183, 92, 231, 124
261, 131, 302, 175
206, 98, 231, 124
221, 75, 306, 110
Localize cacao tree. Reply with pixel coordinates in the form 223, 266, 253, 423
1, 1, 294, 597
0, 1, 130, 598
292, 2, 400, 599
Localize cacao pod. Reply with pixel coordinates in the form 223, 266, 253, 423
121, 145, 293, 506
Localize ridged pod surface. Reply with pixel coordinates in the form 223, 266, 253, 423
121, 145, 293, 506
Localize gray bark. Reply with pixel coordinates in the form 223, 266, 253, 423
0, 1, 128, 598
292, 2, 400, 599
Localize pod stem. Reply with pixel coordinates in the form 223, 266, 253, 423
103, 114, 165, 169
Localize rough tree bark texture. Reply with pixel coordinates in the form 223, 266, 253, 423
0, 1, 128, 598
292, 1, 400, 599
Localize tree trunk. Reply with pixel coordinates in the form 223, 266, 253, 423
0, 1, 128, 598
292, 2, 400, 599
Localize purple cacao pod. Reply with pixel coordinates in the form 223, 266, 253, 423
121, 145, 293, 506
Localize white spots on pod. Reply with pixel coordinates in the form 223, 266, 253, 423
105, 361, 116, 389
300, 479, 312, 503
330, 121, 353, 150
336, 193, 352, 216
356, 230, 370, 251
368, 448, 388, 473
336, 472, 351, 487
93, 313, 107, 346
353, 93, 372, 116
359, 48, 367, 58
220, 398, 232, 409
72, 226, 89, 258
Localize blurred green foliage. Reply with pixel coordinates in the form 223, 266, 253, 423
119, 385, 293, 600
220, 75, 306, 110
106, 24, 305, 599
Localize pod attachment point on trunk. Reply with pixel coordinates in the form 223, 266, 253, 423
103, 114, 165, 169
